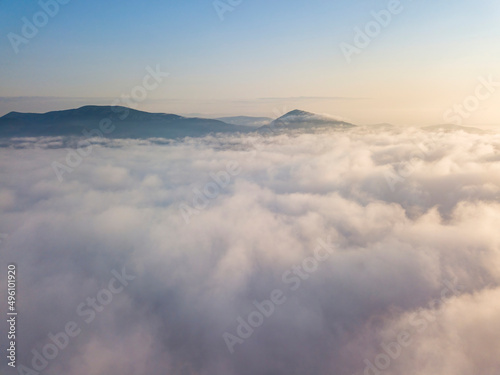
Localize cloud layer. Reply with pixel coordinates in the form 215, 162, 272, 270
1, 126, 499, 375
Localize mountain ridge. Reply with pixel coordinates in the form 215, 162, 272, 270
0, 106, 357, 138
0, 105, 252, 138
215, 116, 273, 127
261, 109, 356, 131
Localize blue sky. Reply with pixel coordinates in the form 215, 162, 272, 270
1, 0, 499, 125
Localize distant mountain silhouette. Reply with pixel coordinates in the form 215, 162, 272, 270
422, 124, 486, 134
216, 116, 273, 127
0, 106, 253, 138
0, 106, 357, 138
259, 109, 355, 132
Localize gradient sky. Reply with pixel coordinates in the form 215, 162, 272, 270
1, 0, 499, 125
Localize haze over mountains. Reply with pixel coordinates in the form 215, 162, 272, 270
215, 116, 274, 128
266, 109, 355, 130
0, 106, 252, 138
1, 106, 490, 139
0, 106, 357, 138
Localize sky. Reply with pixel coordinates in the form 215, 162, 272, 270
1, 0, 500, 125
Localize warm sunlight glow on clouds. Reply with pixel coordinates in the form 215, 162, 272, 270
1, 127, 499, 374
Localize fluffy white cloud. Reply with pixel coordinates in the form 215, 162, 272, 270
0, 127, 499, 375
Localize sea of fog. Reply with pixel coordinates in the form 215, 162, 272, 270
1, 126, 499, 375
